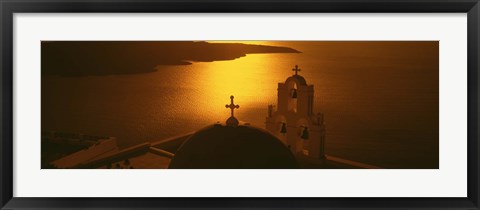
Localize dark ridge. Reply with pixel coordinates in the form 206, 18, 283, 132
41, 41, 301, 77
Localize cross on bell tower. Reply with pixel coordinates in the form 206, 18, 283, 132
225, 95, 240, 127
292, 65, 301, 75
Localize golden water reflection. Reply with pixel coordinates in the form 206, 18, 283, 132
190, 53, 279, 125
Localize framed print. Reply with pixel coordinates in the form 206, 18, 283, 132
1, 0, 479, 209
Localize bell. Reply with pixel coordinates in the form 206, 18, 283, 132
280, 123, 287, 134
301, 127, 309, 140
291, 89, 297, 98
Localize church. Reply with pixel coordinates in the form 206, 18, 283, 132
48, 65, 379, 169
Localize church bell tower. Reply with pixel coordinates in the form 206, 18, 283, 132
265, 65, 326, 159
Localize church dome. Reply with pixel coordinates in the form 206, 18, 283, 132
168, 123, 299, 169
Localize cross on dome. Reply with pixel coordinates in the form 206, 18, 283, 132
292, 65, 301, 75
225, 95, 240, 117
225, 95, 240, 127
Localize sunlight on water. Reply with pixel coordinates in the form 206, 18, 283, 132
193, 54, 277, 122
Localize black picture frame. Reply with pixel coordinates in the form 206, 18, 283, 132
1, 0, 479, 209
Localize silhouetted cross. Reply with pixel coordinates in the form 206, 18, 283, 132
292, 65, 301, 75
225, 95, 240, 117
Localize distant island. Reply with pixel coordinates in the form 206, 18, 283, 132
41, 41, 301, 76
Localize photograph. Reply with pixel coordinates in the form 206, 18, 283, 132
40, 41, 439, 169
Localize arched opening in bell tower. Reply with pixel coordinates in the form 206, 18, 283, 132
274, 115, 288, 145
296, 118, 310, 156
287, 82, 298, 113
